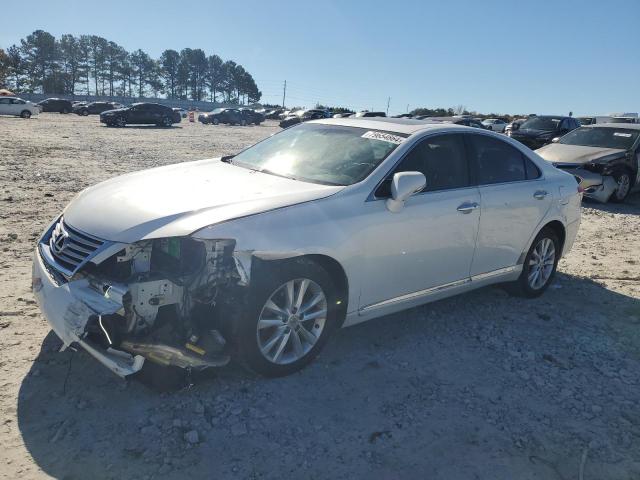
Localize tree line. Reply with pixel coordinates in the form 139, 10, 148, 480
0, 30, 262, 104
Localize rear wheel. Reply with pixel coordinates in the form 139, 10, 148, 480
235, 260, 339, 377
114, 116, 126, 127
161, 116, 172, 127
61, 107, 70, 114
20, 110, 31, 119
610, 170, 632, 203
507, 228, 560, 298
212, 117, 219, 125
80, 109, 89, 116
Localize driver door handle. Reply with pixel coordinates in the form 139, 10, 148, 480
457, 202, 479, 214
533, 190, 548, 200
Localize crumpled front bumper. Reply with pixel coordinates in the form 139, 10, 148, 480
32, 248, 145, 377
560, 167, 617, 203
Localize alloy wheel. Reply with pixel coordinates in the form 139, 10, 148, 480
527, 238, 555, 290
256, 278, 328, 365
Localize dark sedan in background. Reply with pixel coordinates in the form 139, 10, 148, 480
198, 108, 243, 125
37, 98, 73, 113
510, 115, 580, 149
239, 108, 265, 125
100, 103, 181, 127
279, 109, 326, 128
74, 101, 122, 116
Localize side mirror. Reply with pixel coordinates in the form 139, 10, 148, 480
551, 137, 560, 143
386, 172, 426, 212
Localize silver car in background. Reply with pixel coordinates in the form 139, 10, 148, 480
32, 118, 582, 379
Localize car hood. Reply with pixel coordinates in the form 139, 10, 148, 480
535, 143, 626, 165
100, 108, 126, 115
63, 159, 343, 243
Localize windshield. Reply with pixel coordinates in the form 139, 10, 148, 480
558, 127, 639, 149
520, 117, 561, 131
211, 108, 224, 114
229, 123, 405, 186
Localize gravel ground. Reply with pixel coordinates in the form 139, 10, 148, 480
1, 113, 640, 480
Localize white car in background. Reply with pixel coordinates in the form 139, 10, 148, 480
32, 118, 582, 379
0, 97, 40, 118
482, 118, 507, 132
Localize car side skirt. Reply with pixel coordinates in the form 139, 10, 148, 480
344, 265, 521, 327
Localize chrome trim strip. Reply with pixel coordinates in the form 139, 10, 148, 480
359, 278, 470, 313
470, 265, 519, 282
359, 265, 520, 314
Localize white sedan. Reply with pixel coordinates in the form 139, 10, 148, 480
482, 118, 508, 133
32, 119, 582, 378
0, 96, 40, 118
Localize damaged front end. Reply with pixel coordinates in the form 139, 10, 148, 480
32, 217, 246, 377
553, 163, 618, 203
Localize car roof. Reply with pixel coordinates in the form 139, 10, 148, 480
583, 123, 640, 130
310, 117, 470, 135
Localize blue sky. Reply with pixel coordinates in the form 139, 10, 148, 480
2, 0, 638, 116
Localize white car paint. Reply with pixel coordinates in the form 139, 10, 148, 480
482, 118, 507, 133
0, 97, 40, 117
33, 119, 582, 376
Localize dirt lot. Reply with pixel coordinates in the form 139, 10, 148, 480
1, 113, 640, 479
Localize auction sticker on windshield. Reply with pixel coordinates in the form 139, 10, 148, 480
362, 131, 404, 144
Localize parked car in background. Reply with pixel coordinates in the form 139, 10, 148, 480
100, 102, 181, 127
536, 124, 640, 203
577, 116, 613, 125
265, 109, 284, 119
354, 111, 386, 118
279, 109, 326, 128
333, 112, 354, 118
198, 108, 243, 125
239, 108, 265, 125
505, 118, 526, 137
173, 107, 188, 118
608, 114, 639, 124
37, 98, 73, 114
0, 97, 40, 118
32, 118, 581, 379
509, 115, 580, 149
74, 101, 121, 116
482, 118, 507, 132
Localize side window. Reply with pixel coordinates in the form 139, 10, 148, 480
525, 156, 541, 179
468, 134, 526, 185
13, 99, 25, 104
559, 119, 571, 131
0, 98, 11, 104
376, 134, 469, 197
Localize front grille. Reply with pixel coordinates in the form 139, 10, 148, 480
41, 217, 109, 279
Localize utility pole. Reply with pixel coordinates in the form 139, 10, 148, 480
406, 104, 410, 113
282, 80, 287, 108
386, 97, 390, 116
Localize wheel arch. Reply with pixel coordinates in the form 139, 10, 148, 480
518, 219, 566, 265
251, 253, 349, 326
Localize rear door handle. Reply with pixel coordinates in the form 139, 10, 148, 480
457, 202, 479, 214
533, 190, 548, 200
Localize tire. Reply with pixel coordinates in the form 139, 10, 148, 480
114, 117, 126, 127
212, 117, 219, 125
20, 110, 32, 119
80, 109, 89, 116
161, 116, 172, 127
255, 121, 261, 126
61, 107, 70, 114
240, 119, 247, 126
507, 227, 560, 298
235, 259, 340, 377
609, 170, 632, 203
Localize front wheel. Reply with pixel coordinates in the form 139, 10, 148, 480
61, 107, 70, 114
20, 110, 32, 119
161, 116, 172, 127
610, 170, 632, 203
212, 117, 219, 125
235, 260, 339, 377
80, 109, 89, 116
114, 117, 126, 127
507, 228, 560, 298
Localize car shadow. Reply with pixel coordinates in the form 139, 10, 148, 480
583, 191, 640, 215
102, 125, 183, 130
16, 272, 640, 479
